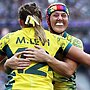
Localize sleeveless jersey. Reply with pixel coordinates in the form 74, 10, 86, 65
0, 28, 72, 90
54, 32, 83, 90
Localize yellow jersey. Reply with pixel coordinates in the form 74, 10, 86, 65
54, 32, 83, 90
0, 28, 72, 90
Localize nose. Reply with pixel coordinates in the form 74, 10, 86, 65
57, 15, 62, 20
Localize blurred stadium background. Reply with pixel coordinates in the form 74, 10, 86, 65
0, 0, 90, 90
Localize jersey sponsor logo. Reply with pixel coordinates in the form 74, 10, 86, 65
16, 37, 50, 46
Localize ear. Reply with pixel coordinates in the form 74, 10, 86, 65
19, 19, 24, 26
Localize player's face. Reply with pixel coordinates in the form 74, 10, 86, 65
50, 11, 68, 34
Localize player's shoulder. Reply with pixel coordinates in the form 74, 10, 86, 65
65, 32, 82, 43
44, 29, 50, 34
67, 33, 83, 49
1, 32, 13, 40
44, 29, 61, 37
71, 34, 83, 44
44, 29, 55, 38
1, 29, 22, 40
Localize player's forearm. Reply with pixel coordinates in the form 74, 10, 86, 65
4, 59, 11, 73
67, 46, 90, 67
45, 55, 73, 77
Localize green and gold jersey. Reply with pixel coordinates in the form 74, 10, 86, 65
54, 32, 83, 90
0, 28, 72, 90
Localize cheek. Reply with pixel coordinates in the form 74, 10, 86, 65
50, 18, 55, 27
66, 21, 68, 27
64, 19, 68, 26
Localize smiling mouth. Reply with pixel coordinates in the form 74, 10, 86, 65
56, 22, 63, 26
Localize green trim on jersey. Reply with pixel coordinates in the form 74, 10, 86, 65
63, 43, 72, 55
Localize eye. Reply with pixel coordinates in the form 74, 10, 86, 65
61, 13, 67, 18
53, 13, 59, 17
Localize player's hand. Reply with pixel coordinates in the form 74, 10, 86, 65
23, 45, 50, 62
4, 52, 30, 70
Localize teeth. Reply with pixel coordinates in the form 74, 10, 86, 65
56, 23, 63, 26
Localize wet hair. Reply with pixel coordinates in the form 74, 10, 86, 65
18, 2, 47, 45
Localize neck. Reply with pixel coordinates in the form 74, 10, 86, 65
50, 29, 64, 36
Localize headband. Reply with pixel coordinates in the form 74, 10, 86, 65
47, 3, 69, 16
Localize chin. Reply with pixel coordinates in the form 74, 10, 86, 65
57, 29, 65, 32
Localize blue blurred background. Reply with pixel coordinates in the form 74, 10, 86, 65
0, 0, 90, 90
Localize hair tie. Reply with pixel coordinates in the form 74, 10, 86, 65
25, 15, 40, 26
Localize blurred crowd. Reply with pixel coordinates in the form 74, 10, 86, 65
0, 0, 90, 90
0, 0, 90, 48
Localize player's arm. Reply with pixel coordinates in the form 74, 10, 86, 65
23, 45, 78, 77
24, 45, 90, 74
0, 34, 10, 63
66, 45, 90, 67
